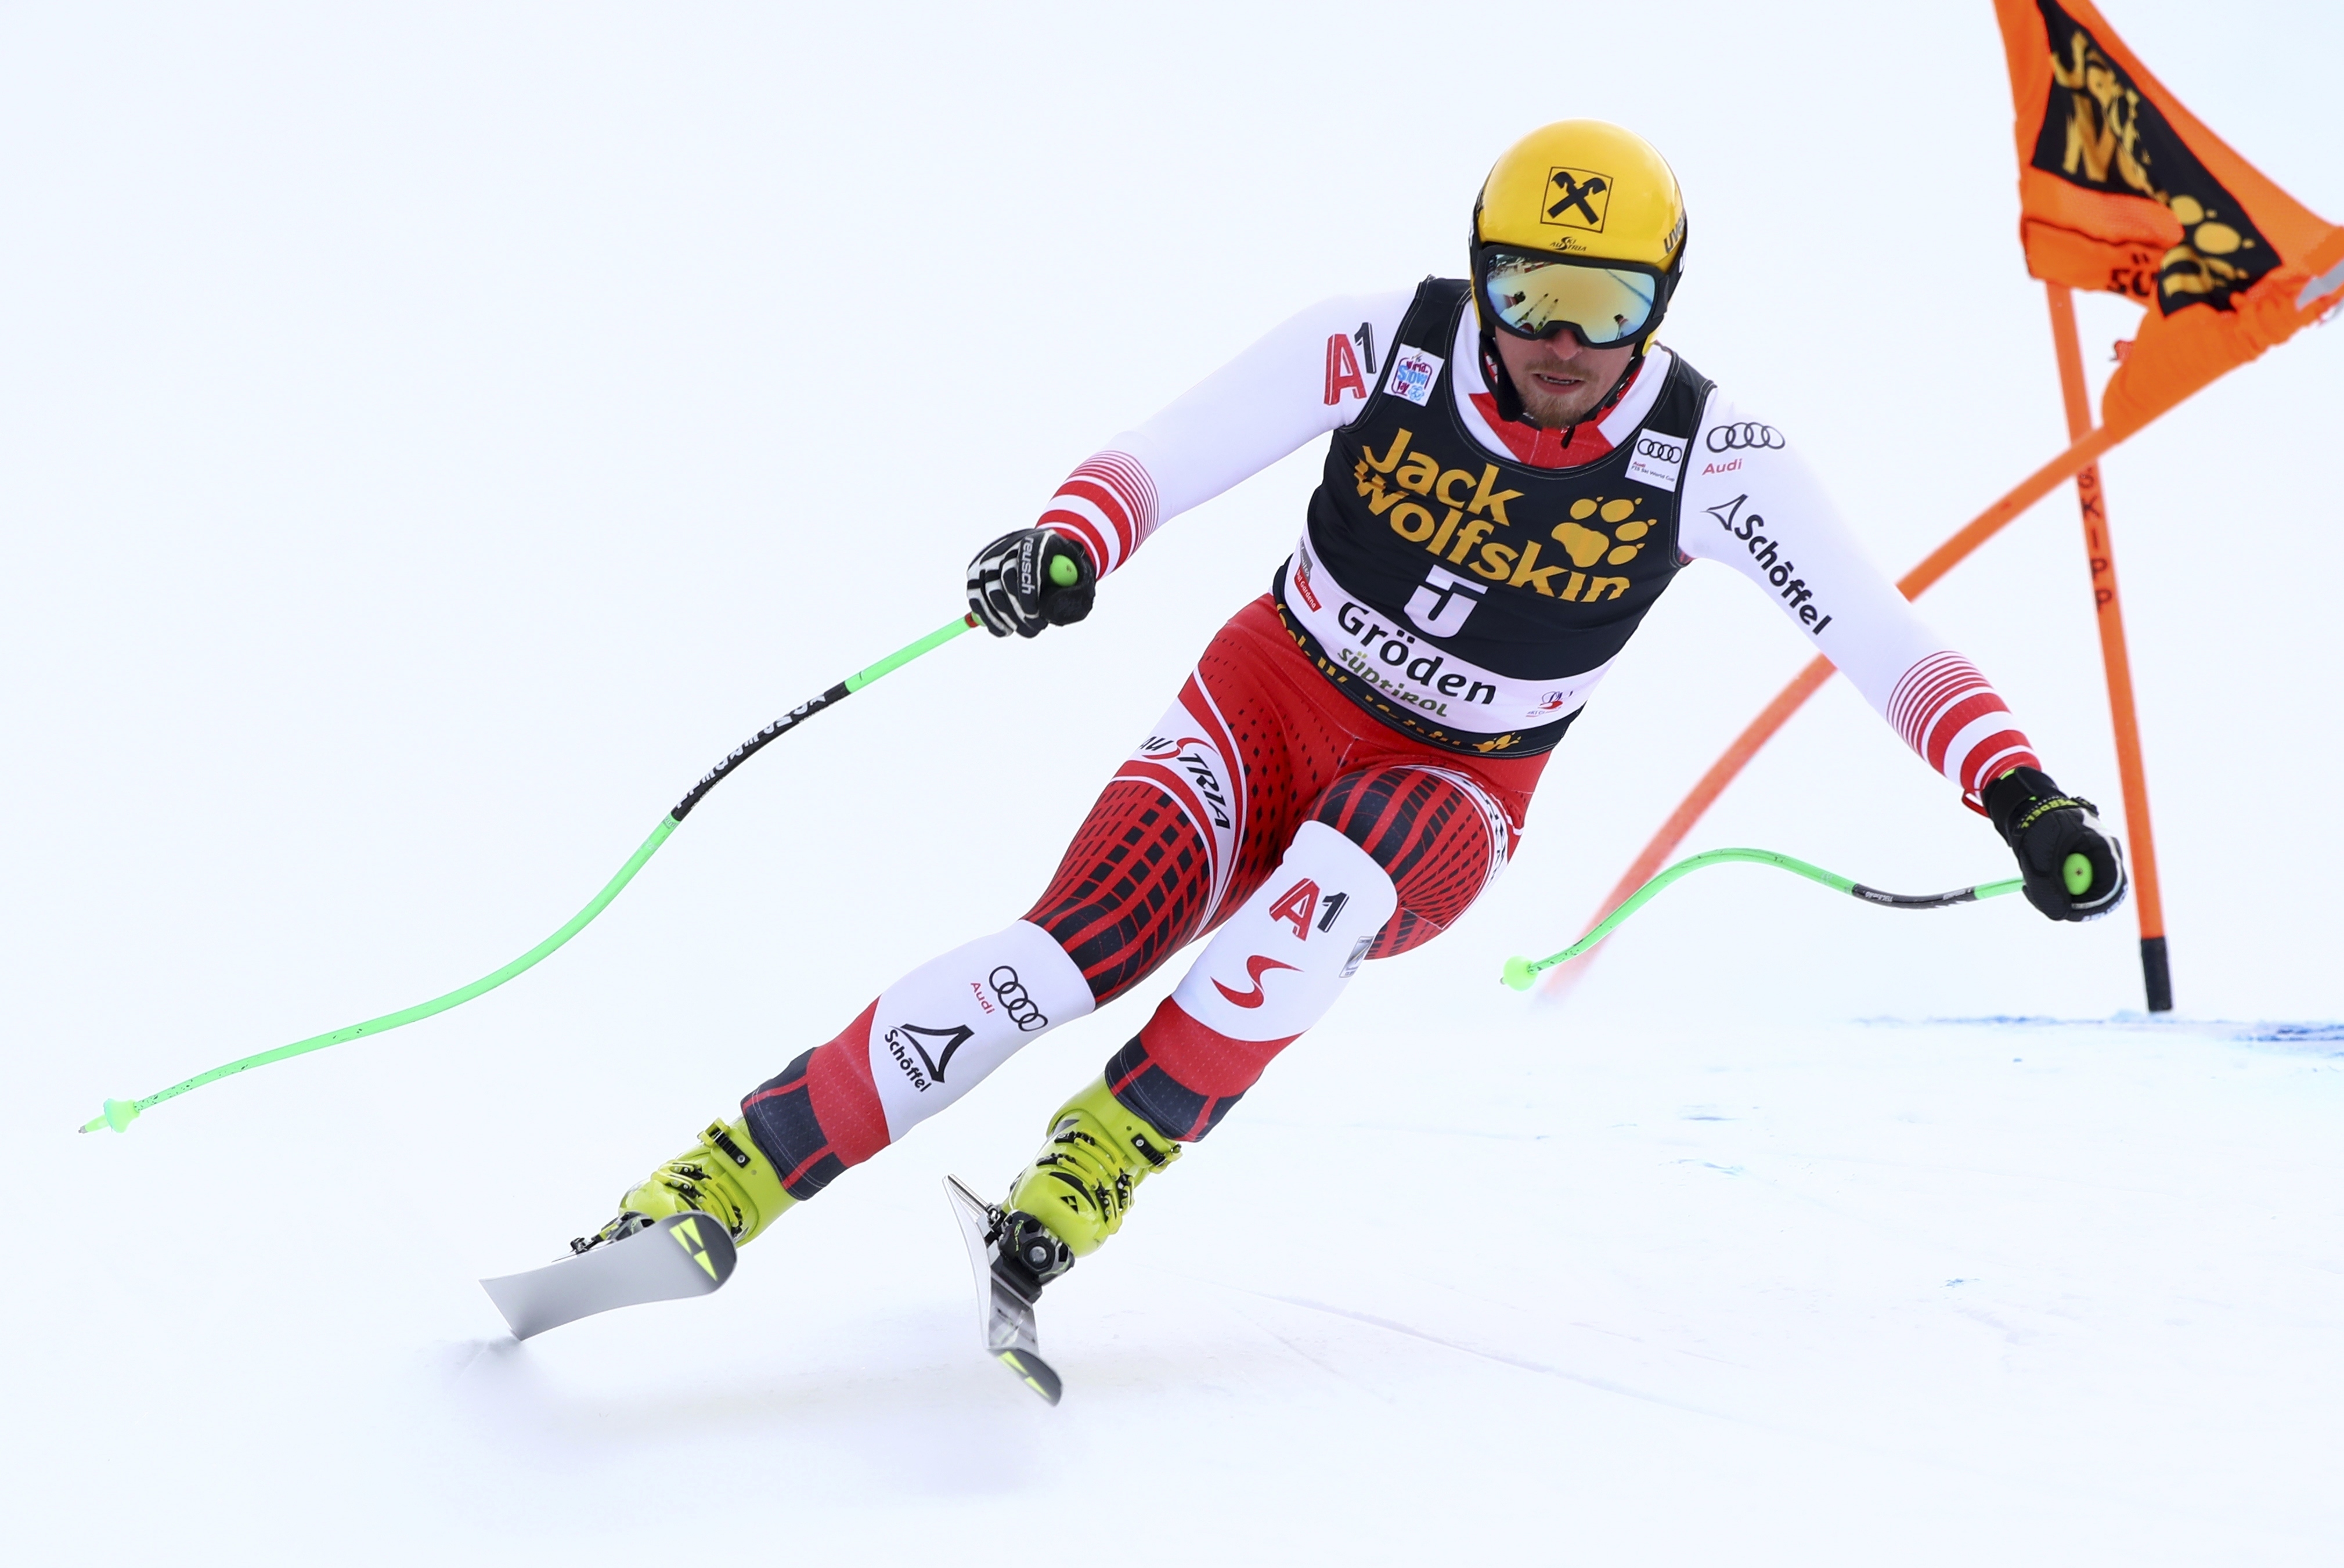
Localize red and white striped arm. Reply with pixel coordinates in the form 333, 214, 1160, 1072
1036, 452, 1159, 578
1886, 652, 2042, 794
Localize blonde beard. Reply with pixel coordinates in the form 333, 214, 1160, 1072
1512, 361, 1630, 430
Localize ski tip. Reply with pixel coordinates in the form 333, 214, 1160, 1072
481, 1210, 737, 1340
997, 1347, 1063, 1405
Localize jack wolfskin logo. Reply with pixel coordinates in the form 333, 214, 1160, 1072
2029, 0, 2275, 312
1552, 496, 1656, 573
1541, 167, 1612, 232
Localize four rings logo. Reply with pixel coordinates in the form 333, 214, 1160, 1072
1707, 422, 1784, 453
987, 966, 1047, 1033
1635, 434, 1685, 464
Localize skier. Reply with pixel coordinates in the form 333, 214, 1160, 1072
572, 121, 2126, 1302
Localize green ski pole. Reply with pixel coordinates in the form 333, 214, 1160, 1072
80, 611, 983, 1133
1497, 846, 2085, 992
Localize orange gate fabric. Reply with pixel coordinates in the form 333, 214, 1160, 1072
1995, 0, 2343, 437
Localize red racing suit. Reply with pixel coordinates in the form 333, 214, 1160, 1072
738, 280, 2041, 1196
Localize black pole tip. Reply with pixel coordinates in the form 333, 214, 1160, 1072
2140, 935, 2173, 1014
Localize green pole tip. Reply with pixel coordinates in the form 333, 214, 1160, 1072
82, 1098, 140, 1134
2062, 852, 2094, 896
1048, 554, 1081, 587
1501, 956, 1540, 992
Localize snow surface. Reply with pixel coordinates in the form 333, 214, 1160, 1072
5, 3, 2341, 1565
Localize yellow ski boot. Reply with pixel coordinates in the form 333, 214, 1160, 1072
576, 1116, 795, 1254
998, 1074, 1182, 1281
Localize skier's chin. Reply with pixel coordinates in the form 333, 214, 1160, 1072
1519, 381, 1606, 428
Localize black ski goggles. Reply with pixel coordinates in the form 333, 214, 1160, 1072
1473, 245, 1669, 347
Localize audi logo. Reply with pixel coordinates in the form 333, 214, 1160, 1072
988, 966, 1048, 1032
1635, 435, 1683, 462
1707, 422, 1784, 452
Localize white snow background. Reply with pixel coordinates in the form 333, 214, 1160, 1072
3, 2, 2340, 1563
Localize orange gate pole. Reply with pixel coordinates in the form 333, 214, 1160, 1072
2043, 282, 2170, 1011
1538, 423, 2116, 999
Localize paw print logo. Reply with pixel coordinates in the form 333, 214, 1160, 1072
1551, 497, 1654, 569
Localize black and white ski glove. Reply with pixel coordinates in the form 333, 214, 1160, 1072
1981, 766, 2128, 922
966, 528, 1097, 639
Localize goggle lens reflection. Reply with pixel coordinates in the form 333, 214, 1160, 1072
1482, 253, 1658, 345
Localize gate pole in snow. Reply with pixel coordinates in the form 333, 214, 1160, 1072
2043, 282, 2172, 1013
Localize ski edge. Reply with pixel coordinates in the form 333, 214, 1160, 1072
943, 1174, 1063, 1406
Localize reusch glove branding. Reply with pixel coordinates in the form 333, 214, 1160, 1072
1982, 765, 2129, 922
967, 528, 1097, 639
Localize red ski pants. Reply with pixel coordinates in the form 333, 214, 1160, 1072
740, 597, 1548, 1198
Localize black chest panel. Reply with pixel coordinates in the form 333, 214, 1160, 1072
1275, 278, 1714, 755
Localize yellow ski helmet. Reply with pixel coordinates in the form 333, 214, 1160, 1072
1470, 120, 1687, 365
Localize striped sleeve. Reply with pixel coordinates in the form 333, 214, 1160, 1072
1679, 393, 2046, 798
1036, 452, 1159, 577
1029, 289, 1418, 578
1886, 652, 2041, 793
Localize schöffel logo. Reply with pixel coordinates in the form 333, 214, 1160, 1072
1541, 167, 1612, 232
1704, 492, 1835, 638
987, 966, 1047, 1033
1707, 421, 1784, 453
885, 1022, 973, 1090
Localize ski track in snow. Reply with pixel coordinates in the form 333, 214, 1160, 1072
16, 1011, 2342, 1566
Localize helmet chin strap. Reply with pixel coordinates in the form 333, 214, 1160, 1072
1478, 322, 1647, 444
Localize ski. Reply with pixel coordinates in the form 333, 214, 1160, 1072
481, 1210, 737, 1340
943, 1175, 1064, 1405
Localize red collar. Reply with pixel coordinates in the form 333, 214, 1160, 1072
1467, 358, 1644, 470
1467, 395, 1618, 468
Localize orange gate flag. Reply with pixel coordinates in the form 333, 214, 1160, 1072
1997, 0, 2344, 436
1541, 7, 2340, 1003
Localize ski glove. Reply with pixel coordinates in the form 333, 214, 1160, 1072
1981, 766, 2128, 922
966, 528, 1097, 639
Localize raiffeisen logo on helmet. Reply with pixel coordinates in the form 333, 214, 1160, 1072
1540, 167, 1613, 233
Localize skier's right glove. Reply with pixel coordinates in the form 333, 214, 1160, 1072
1981, 765, 2128, 922
966, 528, 1097, 639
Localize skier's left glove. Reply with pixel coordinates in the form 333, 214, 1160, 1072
1981, 765, 2128, 922
966, 528, 1097, 639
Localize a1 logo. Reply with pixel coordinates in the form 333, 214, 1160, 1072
1267, 878, 1352, 940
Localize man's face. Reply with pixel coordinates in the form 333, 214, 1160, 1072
1491, 326, 1639, 429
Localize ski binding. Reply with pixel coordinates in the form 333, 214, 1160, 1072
944, 1174, 1068, 1405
